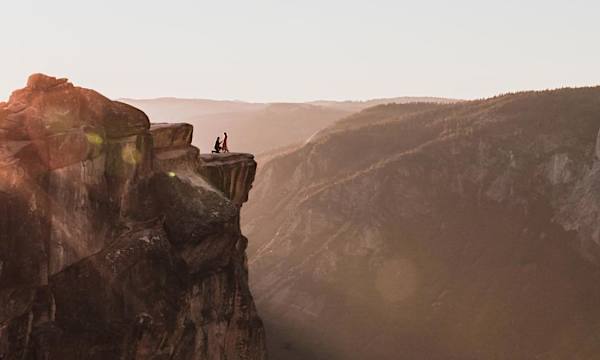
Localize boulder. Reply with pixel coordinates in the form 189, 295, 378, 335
150, 123, 193, 150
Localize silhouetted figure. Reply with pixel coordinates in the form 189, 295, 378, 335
222, 132, 229, 153
212, 136, 221, 153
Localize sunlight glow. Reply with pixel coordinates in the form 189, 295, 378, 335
121, 145, 141, 165
85, 132, 104, 145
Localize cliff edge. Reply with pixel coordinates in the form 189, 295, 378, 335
0, 74, 266, 359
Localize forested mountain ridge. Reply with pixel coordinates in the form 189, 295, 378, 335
243, 87, 600, 359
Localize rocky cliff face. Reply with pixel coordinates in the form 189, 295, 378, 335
243, 88, 600, 359
0, 74, 266, 359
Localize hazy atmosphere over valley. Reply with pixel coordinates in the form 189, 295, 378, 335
2, 1, 600, 359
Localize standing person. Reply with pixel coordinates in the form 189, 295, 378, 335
222, 132, 229, 153
212, 136, 221, 153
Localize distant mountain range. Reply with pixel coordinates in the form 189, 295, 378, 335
242, 87, 600, 359
120, 97, 456, 155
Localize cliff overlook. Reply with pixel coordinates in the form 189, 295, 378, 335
0, 74, 266, 359
121, 96, 456, 156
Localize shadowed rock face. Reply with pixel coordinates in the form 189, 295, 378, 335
0, 74, 266, 360
197, 154, 257, 207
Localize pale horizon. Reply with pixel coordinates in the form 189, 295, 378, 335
2, 0, 599, 103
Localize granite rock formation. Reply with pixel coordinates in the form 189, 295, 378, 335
0, 74, 266, 359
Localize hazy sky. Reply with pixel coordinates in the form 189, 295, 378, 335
1, 0, 598, 102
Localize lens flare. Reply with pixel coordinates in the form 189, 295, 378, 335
375, 258, 418, 303
85, 132, 103, 145
121, 145, 141, 165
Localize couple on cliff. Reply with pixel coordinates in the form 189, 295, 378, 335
212, 132, 229, 154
